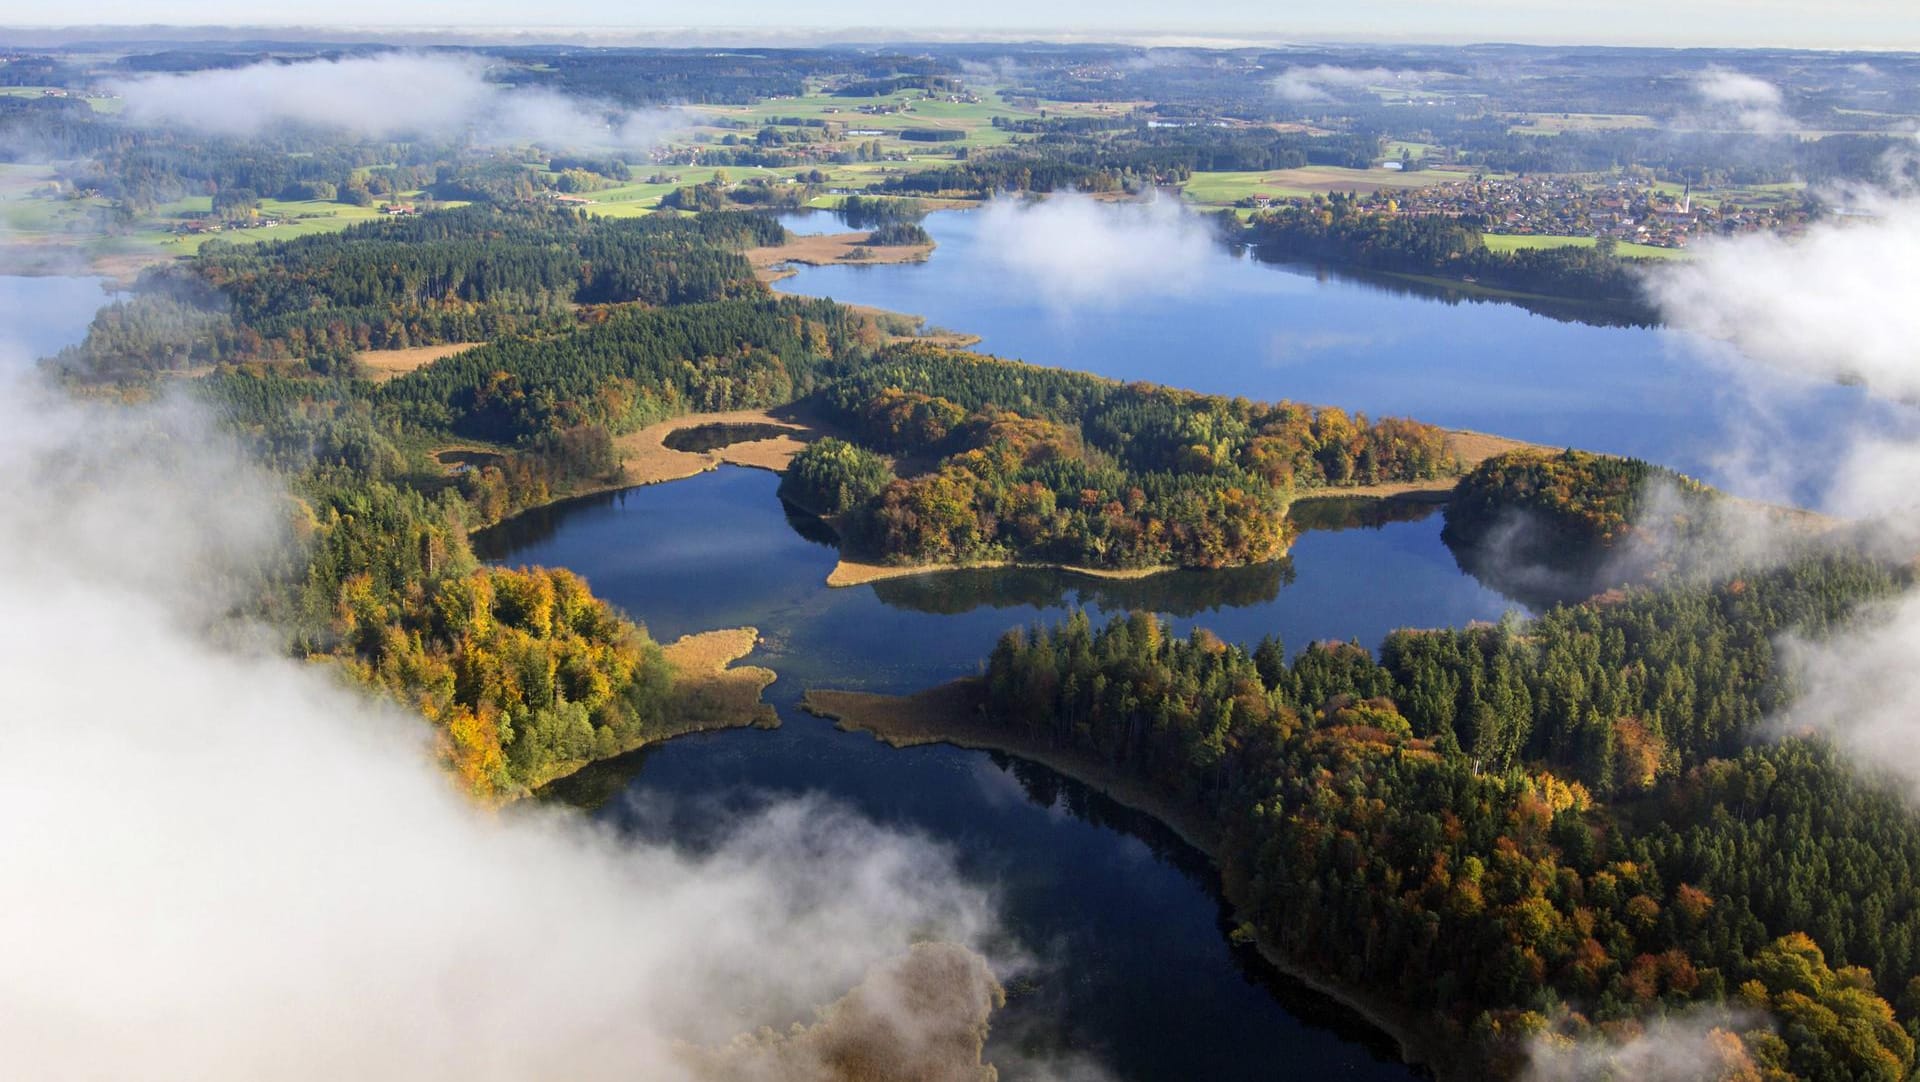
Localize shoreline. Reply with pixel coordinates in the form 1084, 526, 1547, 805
825, 557, 1172, 589
609, 407, 820, 488
746, 231, 935, 284
524, 627, 779, 794
469, 405, 837, 513
803, 679, 1452, 1081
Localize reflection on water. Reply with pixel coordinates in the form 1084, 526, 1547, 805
1240, 251, 1655, 329
1288, 494, 1444, 533
661, 421, 796, 453
474, 489, 625, 556
478, 466, 1521, 678
870, 560, 1294, 618
538, 693, 1423, 1081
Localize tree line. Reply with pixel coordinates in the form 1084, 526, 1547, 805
1237, 197, 1657, 317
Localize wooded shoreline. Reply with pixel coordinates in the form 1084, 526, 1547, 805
802, 679, 1458, 1080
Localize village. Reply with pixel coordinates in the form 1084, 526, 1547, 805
1238, 173, 1812, 248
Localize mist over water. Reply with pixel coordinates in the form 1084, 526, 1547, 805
0, 276, 1031, 1082
782, 207, 1918, 508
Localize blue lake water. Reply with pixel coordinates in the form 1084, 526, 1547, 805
779, 207, 1918, 510
485, 206, 1898, 1080
0, 275, 112, 363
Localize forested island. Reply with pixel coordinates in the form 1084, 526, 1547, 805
781, 344, 1458, 573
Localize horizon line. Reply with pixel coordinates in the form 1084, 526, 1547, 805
2, 24, 1917, 54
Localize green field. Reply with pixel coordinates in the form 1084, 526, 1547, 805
0, 87, 119, 113
0, 163, 115, 236
680, 85, 1142, 165
1505, 112, 1658, 135
1649, 178, 1804, 210
582, 159, 975, 216
1483, 233, 1691, 260
1181, 166, 1454, 207
124, 194, 446, 254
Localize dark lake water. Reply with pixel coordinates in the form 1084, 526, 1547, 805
478, 467, 1457, 1080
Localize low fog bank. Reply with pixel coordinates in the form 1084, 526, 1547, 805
1512, 179, 1920, 1074
109, 52, 683, 150
1525, 1009, 1769, 1082
1683, 67, 1795, 133
1270, 64, 1438, 104
1446, 475, 1817, 611
0, 347, 1023, 1079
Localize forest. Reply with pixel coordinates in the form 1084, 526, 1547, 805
1237, 198, 1658, 317
48, 206, 784, 380
41, 204, 840, 797
786, 344, 1457, 569
982, 548, 1917, 1080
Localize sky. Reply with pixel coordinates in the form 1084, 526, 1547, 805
3, 0, 1917, 51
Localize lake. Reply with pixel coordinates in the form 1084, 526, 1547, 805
779, 206, 1918, 510
0, 274, 114, 363
483, 204, 1902, 1079
479, 467, 1455, 1080
10, 196, 1870, 1080
501, 203, 1846, 1081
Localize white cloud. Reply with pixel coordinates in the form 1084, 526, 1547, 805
0, 355, 1015, 1079
1777, 596, 1920, 801
109, 53, 682, 150
975, 191, 1217, 309
1647, 192, 1920, 793
1686, 67, 1792, 133
1649, 198, 1920, 402
1523, 1009, 1769, 1082
1271, 65, 1416, 104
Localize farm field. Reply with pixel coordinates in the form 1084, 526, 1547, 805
1482, 233, 1691, 259
0, 87, 119, 113
1504, 112, 1658, 134
1181, 165, 1454, 207
687, 86, 1143, 158
1650, 178, 1805, 210
582, 160, 976, 215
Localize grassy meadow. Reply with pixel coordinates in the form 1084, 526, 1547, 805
1482, 233, 1691, 259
